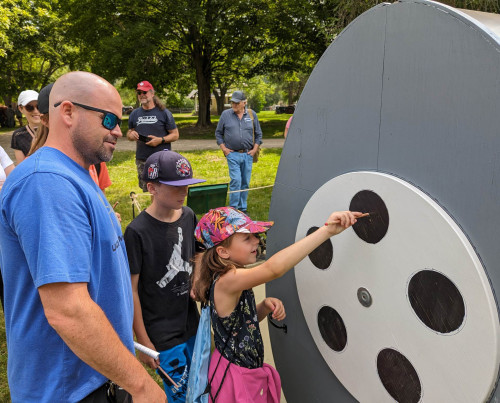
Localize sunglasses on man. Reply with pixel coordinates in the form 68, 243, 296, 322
136, 90, 149, 95
54, 101, 121, 130
23, 104, 39, 112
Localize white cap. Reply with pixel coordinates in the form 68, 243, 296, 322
17, 90, 39, 106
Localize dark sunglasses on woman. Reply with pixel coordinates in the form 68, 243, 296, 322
54, 101, 121, 130
23, 104, 39, 112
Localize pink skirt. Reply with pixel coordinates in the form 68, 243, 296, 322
208, 349, 281, 403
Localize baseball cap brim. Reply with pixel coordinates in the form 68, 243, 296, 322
230, 97, 242, 103
158, 178, 206, 186
236, 220, 274, 234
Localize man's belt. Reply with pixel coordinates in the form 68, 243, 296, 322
234, 149, 249, 153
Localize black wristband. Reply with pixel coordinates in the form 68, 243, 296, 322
161, 137, 166, 144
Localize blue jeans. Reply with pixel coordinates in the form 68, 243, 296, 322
157, 335, 196, 403
226, 151, 253, 211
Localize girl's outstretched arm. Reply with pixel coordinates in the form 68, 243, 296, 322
218, 211, 363, 295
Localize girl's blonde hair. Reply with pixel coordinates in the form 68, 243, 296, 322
193, 237, 237, 305
28, 114, 49, 156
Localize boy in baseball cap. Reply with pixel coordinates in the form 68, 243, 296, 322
124, 150, 205, 401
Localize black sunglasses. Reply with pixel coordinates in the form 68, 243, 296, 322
136, 90, 148, 95
54, 101, 121, 130
24, 104, 39, 112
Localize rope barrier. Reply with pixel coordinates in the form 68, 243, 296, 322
227, 184, 274, 194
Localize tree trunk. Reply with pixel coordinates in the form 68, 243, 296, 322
192, 45, 212, 127
287, 81, 294, 105
213, 89, 224, 115
213, 81, 229, 115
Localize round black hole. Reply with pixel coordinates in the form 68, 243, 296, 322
307, 226, 333, 270
408, 270, 465, 333
317, 306, 347, 352
377, 348, 422, 403
349, 190, 389, 244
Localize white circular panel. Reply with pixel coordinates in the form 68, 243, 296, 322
295, 171, 500, 402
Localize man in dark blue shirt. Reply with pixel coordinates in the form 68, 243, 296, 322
215, 91, 262, 213
127, 81, 179, 191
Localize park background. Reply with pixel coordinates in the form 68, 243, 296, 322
1, 0, 499, 400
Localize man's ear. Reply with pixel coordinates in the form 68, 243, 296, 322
58, 101, 75, 127
216, 245, 230, 259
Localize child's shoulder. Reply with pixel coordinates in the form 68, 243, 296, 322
125, 210, 151, 231
182, 205, 195, 217
180, 206, 197, 224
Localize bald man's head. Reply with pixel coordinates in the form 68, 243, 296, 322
50, 72, 121, 114
47, 71, 123, 168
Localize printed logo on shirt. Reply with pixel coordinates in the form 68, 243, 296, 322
156, 227, 193, 292
111, 234, 124, 252
244, 118, 252, 122
175, 158, 191, 178
137, 116, 158, 125
148, 163, 159, 180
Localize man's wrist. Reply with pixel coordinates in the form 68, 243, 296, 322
161, 137, 166, 144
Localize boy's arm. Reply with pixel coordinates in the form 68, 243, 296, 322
131, 274, 159, 370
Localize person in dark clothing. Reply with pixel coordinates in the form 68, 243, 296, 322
127, 81, 179, 191
11, 90, 40, 163
124, 150, 205, 402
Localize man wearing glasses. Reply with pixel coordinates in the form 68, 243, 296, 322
215, 90, 262, 213
127, 81, 179, 192
0, 72, 166, 403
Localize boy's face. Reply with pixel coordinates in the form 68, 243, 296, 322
148, 182, 188, 210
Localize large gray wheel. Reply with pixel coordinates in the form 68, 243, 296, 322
267, 1, 500, 401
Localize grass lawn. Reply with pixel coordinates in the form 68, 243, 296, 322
0, 147, 282, 399
3, 110, 292, 140
120, 110, 292, 140
108, 148, 282, 231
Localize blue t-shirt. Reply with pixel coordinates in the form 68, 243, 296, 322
0, 147, 134, 402
128, 106, 177, 160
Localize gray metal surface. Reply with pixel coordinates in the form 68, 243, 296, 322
267, 0, 500, 401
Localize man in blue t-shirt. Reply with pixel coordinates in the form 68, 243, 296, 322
127, 81, 179, 192
0, 72, 166, 402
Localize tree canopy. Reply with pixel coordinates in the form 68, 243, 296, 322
1, 0, 498, 117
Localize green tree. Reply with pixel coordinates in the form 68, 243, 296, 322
0, 0, 78, 105
64, 0, 270, 127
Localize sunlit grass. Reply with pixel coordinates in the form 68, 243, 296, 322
107, 148, 281, 231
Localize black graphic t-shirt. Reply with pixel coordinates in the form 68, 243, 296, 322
124, 207, 199, 351
128, 106, 177, 161
11, 126, 34, 156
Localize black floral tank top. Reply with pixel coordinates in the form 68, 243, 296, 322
209, 278, 264, 369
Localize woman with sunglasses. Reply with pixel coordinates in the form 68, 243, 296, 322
11, 90, 40, 164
